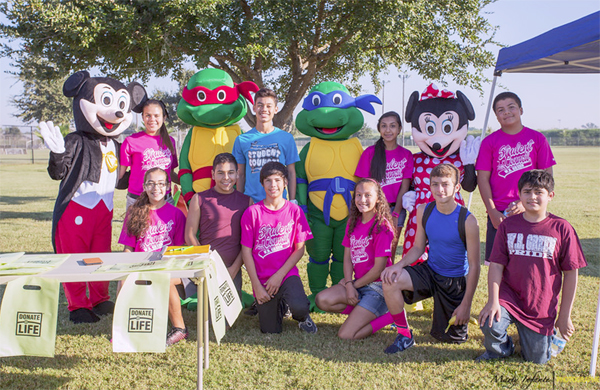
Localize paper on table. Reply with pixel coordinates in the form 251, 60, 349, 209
0, 252, 25, 266
93, 259, 173, 273
0, 254, 70, 276
0, 267, 54, 276
164, 257, 211, 271
0, 254, 70, 269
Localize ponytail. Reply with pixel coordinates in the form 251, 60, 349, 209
125, 192, 152, 239
370, 137, 386, 183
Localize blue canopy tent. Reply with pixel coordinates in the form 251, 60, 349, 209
493, 11, 600, 75
472, 11, 600, 376
480, 11, 600, 140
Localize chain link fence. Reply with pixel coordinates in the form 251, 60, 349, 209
2, 125, 598, 165
0, 125, 46, 164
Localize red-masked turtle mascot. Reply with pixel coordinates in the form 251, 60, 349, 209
401, 83, 480, 260
40, 70, 147, 323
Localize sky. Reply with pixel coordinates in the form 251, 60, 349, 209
1, 0, 599, 133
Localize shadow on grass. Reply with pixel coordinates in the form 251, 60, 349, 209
0, 195, 55, 205
0, 211, 53, 221
0, 371, 73, 389
217, 306, 489, 364
580, 238, 599, 277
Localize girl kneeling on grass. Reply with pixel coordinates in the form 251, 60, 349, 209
118, 167, 187, 346
354, 111, 412, 258
315, 178, 395, 339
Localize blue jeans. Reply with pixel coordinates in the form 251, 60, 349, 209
480, 305, 553, 364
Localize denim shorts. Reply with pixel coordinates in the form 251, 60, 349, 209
356, 282, 388, 317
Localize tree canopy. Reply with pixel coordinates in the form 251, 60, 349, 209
8, 54, 72, 127
1, 0, 497, 130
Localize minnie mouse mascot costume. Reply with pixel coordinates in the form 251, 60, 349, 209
401, 84, 480, 259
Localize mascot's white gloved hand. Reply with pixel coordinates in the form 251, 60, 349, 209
402, 191, 417, 213
459, 135, 481, 165
39, 121, 65, 154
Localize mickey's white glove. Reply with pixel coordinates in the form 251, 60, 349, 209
402, 191, 417, 213
39, 121, 65, 154
459, 135, 481, 165
289, 199, 299, 206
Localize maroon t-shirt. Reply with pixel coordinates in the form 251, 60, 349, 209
197, 188, 250, 266
490, 213, 587, 335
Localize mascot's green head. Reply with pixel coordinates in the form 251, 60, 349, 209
177, 68, 259, 128
295, 81, 381, 140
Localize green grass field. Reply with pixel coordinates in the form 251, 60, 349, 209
0, 147, 599, 389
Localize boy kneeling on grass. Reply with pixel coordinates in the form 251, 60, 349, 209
241, 161, 317, 334
381, 163, 480, 353
477, 170, 587, 364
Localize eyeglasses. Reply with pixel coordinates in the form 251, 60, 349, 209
144, 181, 167, 189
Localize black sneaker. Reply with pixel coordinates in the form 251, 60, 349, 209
244, 301, 258, 316
474, 351, 498, 363
69, 308, 100, 324
298, 315, 317, 334
384, 330, 415, 354
92, 300, 115, 316
166, 327, 188, 346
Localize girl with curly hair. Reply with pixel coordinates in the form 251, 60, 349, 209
118, 167, 188, 345
315, 178, 395, 339
119, 167, 186, 253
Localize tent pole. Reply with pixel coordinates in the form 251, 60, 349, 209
480, 75, 498, 139
590, 283, 600, 376
467, 75, 498, 210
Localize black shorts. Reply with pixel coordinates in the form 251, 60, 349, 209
402, 262, 468, 343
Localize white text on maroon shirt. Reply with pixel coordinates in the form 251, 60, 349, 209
507, 232, 557, 259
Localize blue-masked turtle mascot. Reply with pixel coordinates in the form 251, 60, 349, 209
177, 68, 259, 204
295, 81, 381, 311
401, 83, 480, 259
39, 70, 147, 323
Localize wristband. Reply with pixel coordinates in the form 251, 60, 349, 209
392, 211, 400, 218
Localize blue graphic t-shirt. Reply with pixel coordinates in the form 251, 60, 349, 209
232, 127, 299, 202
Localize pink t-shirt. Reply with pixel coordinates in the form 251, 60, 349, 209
475, 127, 555, 210
120, 132, 178, 195
342, 216, 394, 281
490, 214, 587, 335
119, 203, 186, 252
355, 145, 413, 204
240, 201, 313, 286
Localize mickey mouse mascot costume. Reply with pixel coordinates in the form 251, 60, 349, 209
40, 70, 147, 323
